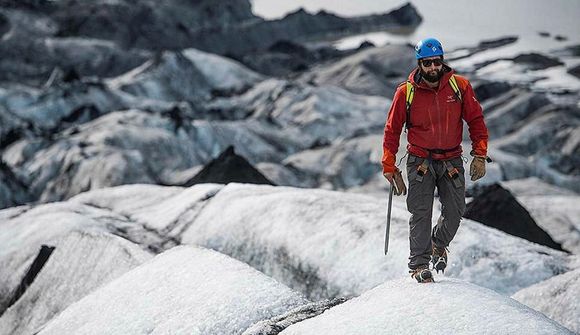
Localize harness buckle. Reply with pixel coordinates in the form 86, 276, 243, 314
447, 167, 459, 179
417, 161, 429, 176
442, 160, 462, 188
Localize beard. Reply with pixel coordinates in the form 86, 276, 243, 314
420, 67, 444, 83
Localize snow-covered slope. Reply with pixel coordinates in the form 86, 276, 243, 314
108, 49, 264, 102
177, 183, 576, 297
512, 268, 580, 334
281, 134, 382, 190
0, 231, 152, 335
0, 81, 129, 130
297, 44, 416, 97
0, 190, 167, 314
502, 178, 580, 254
0, 183, 578, 333
2, 183, 576, 303
281, 278, 574, 335
68, 183, 577, 297
0, 193, 150, 261
2, 72, 391, 204
491, 104, 580, 192
37, 246, 307, 335
1, 109, 309, 202
209, 78, 389, 143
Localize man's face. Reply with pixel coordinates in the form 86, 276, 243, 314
418, 56, 444, 83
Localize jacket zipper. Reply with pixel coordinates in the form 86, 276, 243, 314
435, 91, 442, 147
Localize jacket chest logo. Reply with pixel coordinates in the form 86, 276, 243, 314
446, 95, 457, 103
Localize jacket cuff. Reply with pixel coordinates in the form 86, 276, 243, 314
381, 148, 396, 173
471, 140, 488, 157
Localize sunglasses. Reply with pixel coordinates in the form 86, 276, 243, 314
420, 59, 443, 67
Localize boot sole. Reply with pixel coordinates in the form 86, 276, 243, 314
413, 269, 434, 283
431, 257, 447, 273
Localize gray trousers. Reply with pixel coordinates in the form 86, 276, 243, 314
406, 154, 466, 270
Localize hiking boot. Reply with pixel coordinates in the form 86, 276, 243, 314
431, 245, 448, 274
410, 267, 434, 283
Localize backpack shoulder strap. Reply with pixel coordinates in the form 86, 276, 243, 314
405, 81, 414, 129
448, 75, 463, 103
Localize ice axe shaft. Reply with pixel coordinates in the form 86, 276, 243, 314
384, 184, 394, 255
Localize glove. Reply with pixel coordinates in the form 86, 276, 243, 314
470, 156, 486, 181
383, 168, 407, 196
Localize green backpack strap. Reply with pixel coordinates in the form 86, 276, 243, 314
405, 81, 414, 130
448, 75, 463, 103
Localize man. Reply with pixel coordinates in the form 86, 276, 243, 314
382, 38, 489, 283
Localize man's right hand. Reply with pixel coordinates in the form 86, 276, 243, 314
383, 169, 407, 196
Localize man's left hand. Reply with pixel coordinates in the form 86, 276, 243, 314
470, 156, 486, 181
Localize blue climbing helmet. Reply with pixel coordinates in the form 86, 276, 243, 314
414, 38, 444, 59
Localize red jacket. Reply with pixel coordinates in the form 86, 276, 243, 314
381, 67, 488, 173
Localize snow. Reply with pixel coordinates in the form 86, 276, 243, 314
0, 201, 113, 259
0, 231, 152, 335
209, 78, 389, 143
1, 183, 576, 304
70, 183, 185, 215
0, 2, 578, 332
444, 217, 573, 294
256, 162, 310, 187
178, 183, 575, 298
297, 45, 415, 97
502, 178, 580, 254
512, 268, 580, 334
38, 246, 307, 335
3, 110, 208, 202
180, 183, 408, 299
483, 147, 534, 181
485, 90, 549, 139
182, 48, 264, 92
501, 177, 577, 196
108, 48, 263, 102
268, 84, 387, 141
6, 83, 128, 129
0, 197, 163, 308
282, 134, 381, 189
1, 182, 578, 333
334, 32, 408, 51
281, 277, 574, 335
77, 183, 223, 235
189, 119, 308, 163
243, 298, 347, 334
0, 249, 34, 317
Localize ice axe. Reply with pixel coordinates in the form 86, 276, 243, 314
384, 184, 394, 255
